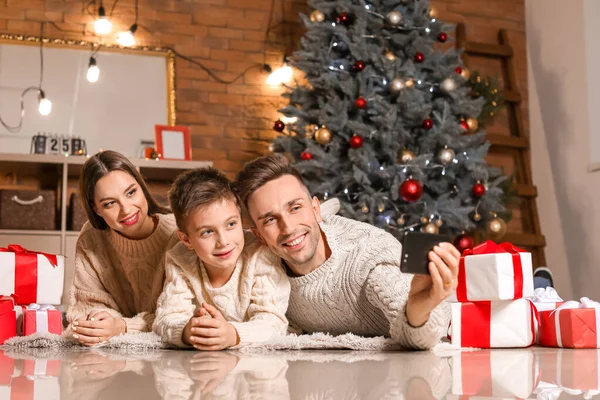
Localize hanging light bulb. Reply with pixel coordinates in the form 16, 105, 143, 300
280, 116, 297, 124
38, 90, 52, 116
93, 6, 112, 35
266, 57, 293, 86
86, 57, 100, 83
117, 23, 137, 47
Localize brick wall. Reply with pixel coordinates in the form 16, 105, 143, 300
0, 0, 527, 178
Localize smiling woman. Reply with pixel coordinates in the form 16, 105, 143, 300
66, 150, 179, 346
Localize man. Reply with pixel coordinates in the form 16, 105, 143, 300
235, 154, 460, 350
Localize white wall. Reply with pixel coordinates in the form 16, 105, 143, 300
526, 0, 600, 299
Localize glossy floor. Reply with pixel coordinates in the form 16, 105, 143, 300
0, 346, 596, 399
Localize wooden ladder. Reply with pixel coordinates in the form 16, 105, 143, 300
456, 23, 547, 267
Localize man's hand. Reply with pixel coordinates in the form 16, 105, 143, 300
72, 311, 126, 346
406, 242, 461, 327
184, 303, 239, 351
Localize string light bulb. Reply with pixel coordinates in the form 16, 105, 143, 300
266, 57, 293, 86
93, 5, 112, 35
117, 23, 137, 47
86, 57, 100, 83
38, 90, 52, 116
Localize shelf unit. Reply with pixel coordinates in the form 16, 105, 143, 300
0, 153, 212, 305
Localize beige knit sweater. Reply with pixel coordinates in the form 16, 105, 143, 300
286, 215, 451, 350
66, 213, 179, 333
153, 232, 290, 348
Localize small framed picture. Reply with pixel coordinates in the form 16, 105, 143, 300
154, 125, 192, 161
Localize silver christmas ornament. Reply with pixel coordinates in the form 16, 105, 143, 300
440, 78, 457, 93
437, 146, 455, 166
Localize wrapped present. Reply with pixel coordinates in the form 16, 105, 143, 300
16, 304, 62, 336
537, 349, 600, 392
531, 287, 565, 312
0, 245, 65, 305
0, 376, 59, 400
449, 241, 534, 302
449, 298, 536, 348
451, 349, 539, 398
538, 297, 600, 348
0, 296, 16, 345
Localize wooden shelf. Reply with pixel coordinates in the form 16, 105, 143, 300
0, 229, 62, 236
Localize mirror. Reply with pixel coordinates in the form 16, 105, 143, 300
0, 33, 176, 158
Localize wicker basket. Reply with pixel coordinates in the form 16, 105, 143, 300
0, 190, 57, 230
69, 193, 88, 231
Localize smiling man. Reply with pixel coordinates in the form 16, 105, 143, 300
235, 154, 459, 350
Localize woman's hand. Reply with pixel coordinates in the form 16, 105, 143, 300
72, 311, 127, 346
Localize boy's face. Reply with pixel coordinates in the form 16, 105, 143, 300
178, 199, 244, 273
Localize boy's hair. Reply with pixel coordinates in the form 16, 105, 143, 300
169, 167, 240, 233
235, 153, 309, 210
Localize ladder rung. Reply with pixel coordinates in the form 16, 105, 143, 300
487, 134, 528, 149
464, 42, 513, 57
503, 91, 521, 103
515, 184, 537, 198
502, 233, 546, 248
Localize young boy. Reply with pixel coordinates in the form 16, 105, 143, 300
153, 167, 290, 349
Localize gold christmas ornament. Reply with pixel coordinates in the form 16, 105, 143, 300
396, 217, 405, 225
310, 10, 325, 22
361, 204, 369, 213
420, 216, 429, 224
487, 217, 507, 238
386, 10, 403, 26
377, 204, 385, 213
389, 78, 405, 93
404, 78, 415, 88
315, 126, 332, 145
466, 117, 479, 133
428, 7, 438, 19
437, 146, 455, 166
384, 50, 396, 61
461, 68, 471, 80
422, 222, 439, 235
268, 143, 275, 152
440, 78, 457, 93
435, 218, 443, 227
399, 148, 416, 163
473, 212, 482, 222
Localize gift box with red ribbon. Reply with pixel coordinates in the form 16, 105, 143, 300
531, 287, 565, 313
0, 245, 64, 305
538, 297, 600, 349
0, 296, 16, 345
537, 349, 600, 392
451, 349, 540, 398
449, 298, 537, 348
14, 304, 62, 337
449, 241, 534, 302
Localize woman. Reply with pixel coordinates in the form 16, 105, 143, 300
67, 150, 179, 346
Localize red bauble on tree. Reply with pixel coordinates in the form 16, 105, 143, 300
472, 182, 486, 197
437, 32, 448, 42
300, 151, 313, 161
423, 118, 433, 129
455, 66, 462, 74
355, 97, 367, 109
273, 120, 285, 132
352, 60, 365, 72
454, 234, 475, 254
414, 52, 425, 63
460, 120, 469, 132
336, 12, 351, 25
399, 178, 423, 202
349, 134, 364, 148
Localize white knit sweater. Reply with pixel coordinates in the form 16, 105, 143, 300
286, 215, 450, 350
153, 232, 290, 347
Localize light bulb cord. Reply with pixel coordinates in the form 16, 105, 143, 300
0, 87, 44, 133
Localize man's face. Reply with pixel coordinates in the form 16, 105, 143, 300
247, 175, 323, 274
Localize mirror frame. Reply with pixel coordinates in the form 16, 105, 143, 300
0, 33, 177, 126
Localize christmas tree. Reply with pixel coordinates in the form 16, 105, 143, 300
271, 0, 508, 252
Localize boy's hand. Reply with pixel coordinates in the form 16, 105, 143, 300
185, 303, 240, 351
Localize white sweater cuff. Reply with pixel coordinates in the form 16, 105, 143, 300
391, 302, 450, 350
165, 317, 192, 348
229, 321, 280, 346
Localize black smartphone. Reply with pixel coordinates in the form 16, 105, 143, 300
400, 231, 452, 275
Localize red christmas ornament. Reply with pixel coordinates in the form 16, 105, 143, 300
355, 97, 367, 109
437, 32, 448, 42
399, 179, 423, 202
460, 120, 469, 132
472, 182, 486, 198
454, 234, 475, 254
300, 151, 313, 160
455, 66, 462, 74
414, 52, 425, 63
352, 60, 365, 72
422, 119, 433, 129
273, 120, 285, 132
336, 12, 351, 25
349, 135, 364, 149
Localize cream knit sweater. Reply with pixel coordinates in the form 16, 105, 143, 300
66, 214, 179, 333
153, 232, 290, 348
286, 215, 451, 350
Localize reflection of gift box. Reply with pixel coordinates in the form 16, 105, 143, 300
451, 350, 539, 398
0, 376, 60, 400
0, 245, 64, 305
23, 359, 60, 377
0, 351, 21, 386
0, 297, 16, 345
449, 241, 534, 302
538, 349, 600, 391
449, 298, 536, 348
16, 305, 62, 336
538, 298, 600, 349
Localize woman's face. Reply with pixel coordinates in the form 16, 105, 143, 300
93, 170, 151, 239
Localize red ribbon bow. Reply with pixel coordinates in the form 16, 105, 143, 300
457, 240, 526, 302
0, 244, 58, 305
